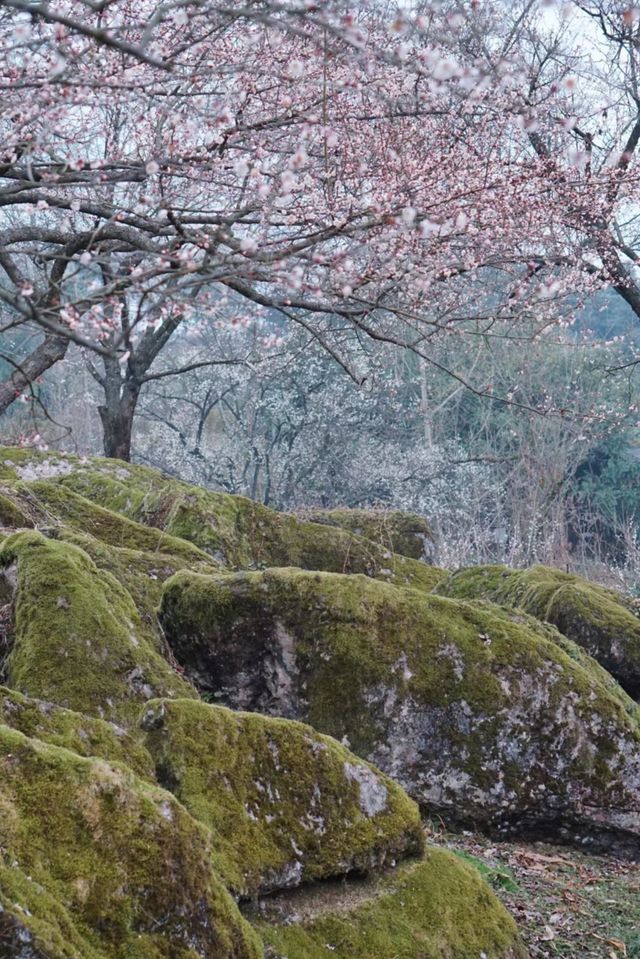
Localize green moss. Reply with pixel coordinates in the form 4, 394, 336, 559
0, 487, 34, 528
434, 564, 510, 602
0, 723, 262, 959
0, 859, 104, 959
160, 567, 640, 839
0, 448, 441, 591
0, 685, 154, 778
437, 564, 640, 698
297, 507, 434, 561
140, 698, 423, 898
0, 531, 197, 725
0, 445, 59, 480
27, 480, 213, 563
480, 603, 640, 724
50, 527, 217, 652
61, 465, 441, 590
255, 849, 526, 959
451, 849, 520, 893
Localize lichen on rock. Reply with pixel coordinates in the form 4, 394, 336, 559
139, 697, 424, 897
436, 564, 640, 699
0, 723, 262, 959
160, 566, 640, 850
253, 848, 527, 959
0, 530, 197, 725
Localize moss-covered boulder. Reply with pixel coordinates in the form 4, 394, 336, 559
0, 473, 220, 641
0, 448, 441, 592
0, 485, 35, 528
140, 698, 424, 897
51, 526, 218, 647
28, 478, 214, 563
296, 507, 435, 562
0, 531, 197, 725
160, 567, 640, 850
0, 685, 154, 778
252, 849, 527, 959
0, 723, 262, 959
436, 564, 640, 699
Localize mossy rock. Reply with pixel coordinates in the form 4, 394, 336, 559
0, 448, 441, 592
27, 479, 214, 564
296, 507, 434, 562
252, 849, 527, 959
0, 531, 197, 726
0, 685, 154, 778
0, 476, 66, 530
160, 567, 640, 850
0, 723, 262, 959
139, 698, 424, 897
0, 486, 35, 528
0, 469, 220, 628
483, 604, 640, 725
50, 462, 439, 590
436, 564, 640, 699
51, 527, 218, 651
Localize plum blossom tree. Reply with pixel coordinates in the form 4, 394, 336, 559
493, 1, 640, 338
0, 0, 591, 458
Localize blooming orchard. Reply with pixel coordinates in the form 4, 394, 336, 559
1, 0, 639, 457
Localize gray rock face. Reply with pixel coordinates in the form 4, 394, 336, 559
160, 567, 640, 854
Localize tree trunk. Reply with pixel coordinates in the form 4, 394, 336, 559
94, 306, 182, 461
98, 382, 140, 461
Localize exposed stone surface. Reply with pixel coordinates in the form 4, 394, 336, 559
436, 564, 640, 699
6, 446, 629, 958
160, 566, 640, 851
140, 697, 424, 897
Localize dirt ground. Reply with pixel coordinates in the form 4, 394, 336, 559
438, 828, 640, 958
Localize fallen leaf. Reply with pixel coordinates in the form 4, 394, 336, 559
592, 932, 627, 956
519, 851, 573, 868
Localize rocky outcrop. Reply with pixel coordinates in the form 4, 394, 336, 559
0, 449, 442, 592
140, 697, 424, 897
436, 564, 640, 699
29, 478, 214, 562
11, 445, 640, 956
0, 723, 262, 959
296, 507, 435, 562
253, 849, 527, 959
160, 566, 640, 851
0, 531, 197, 725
